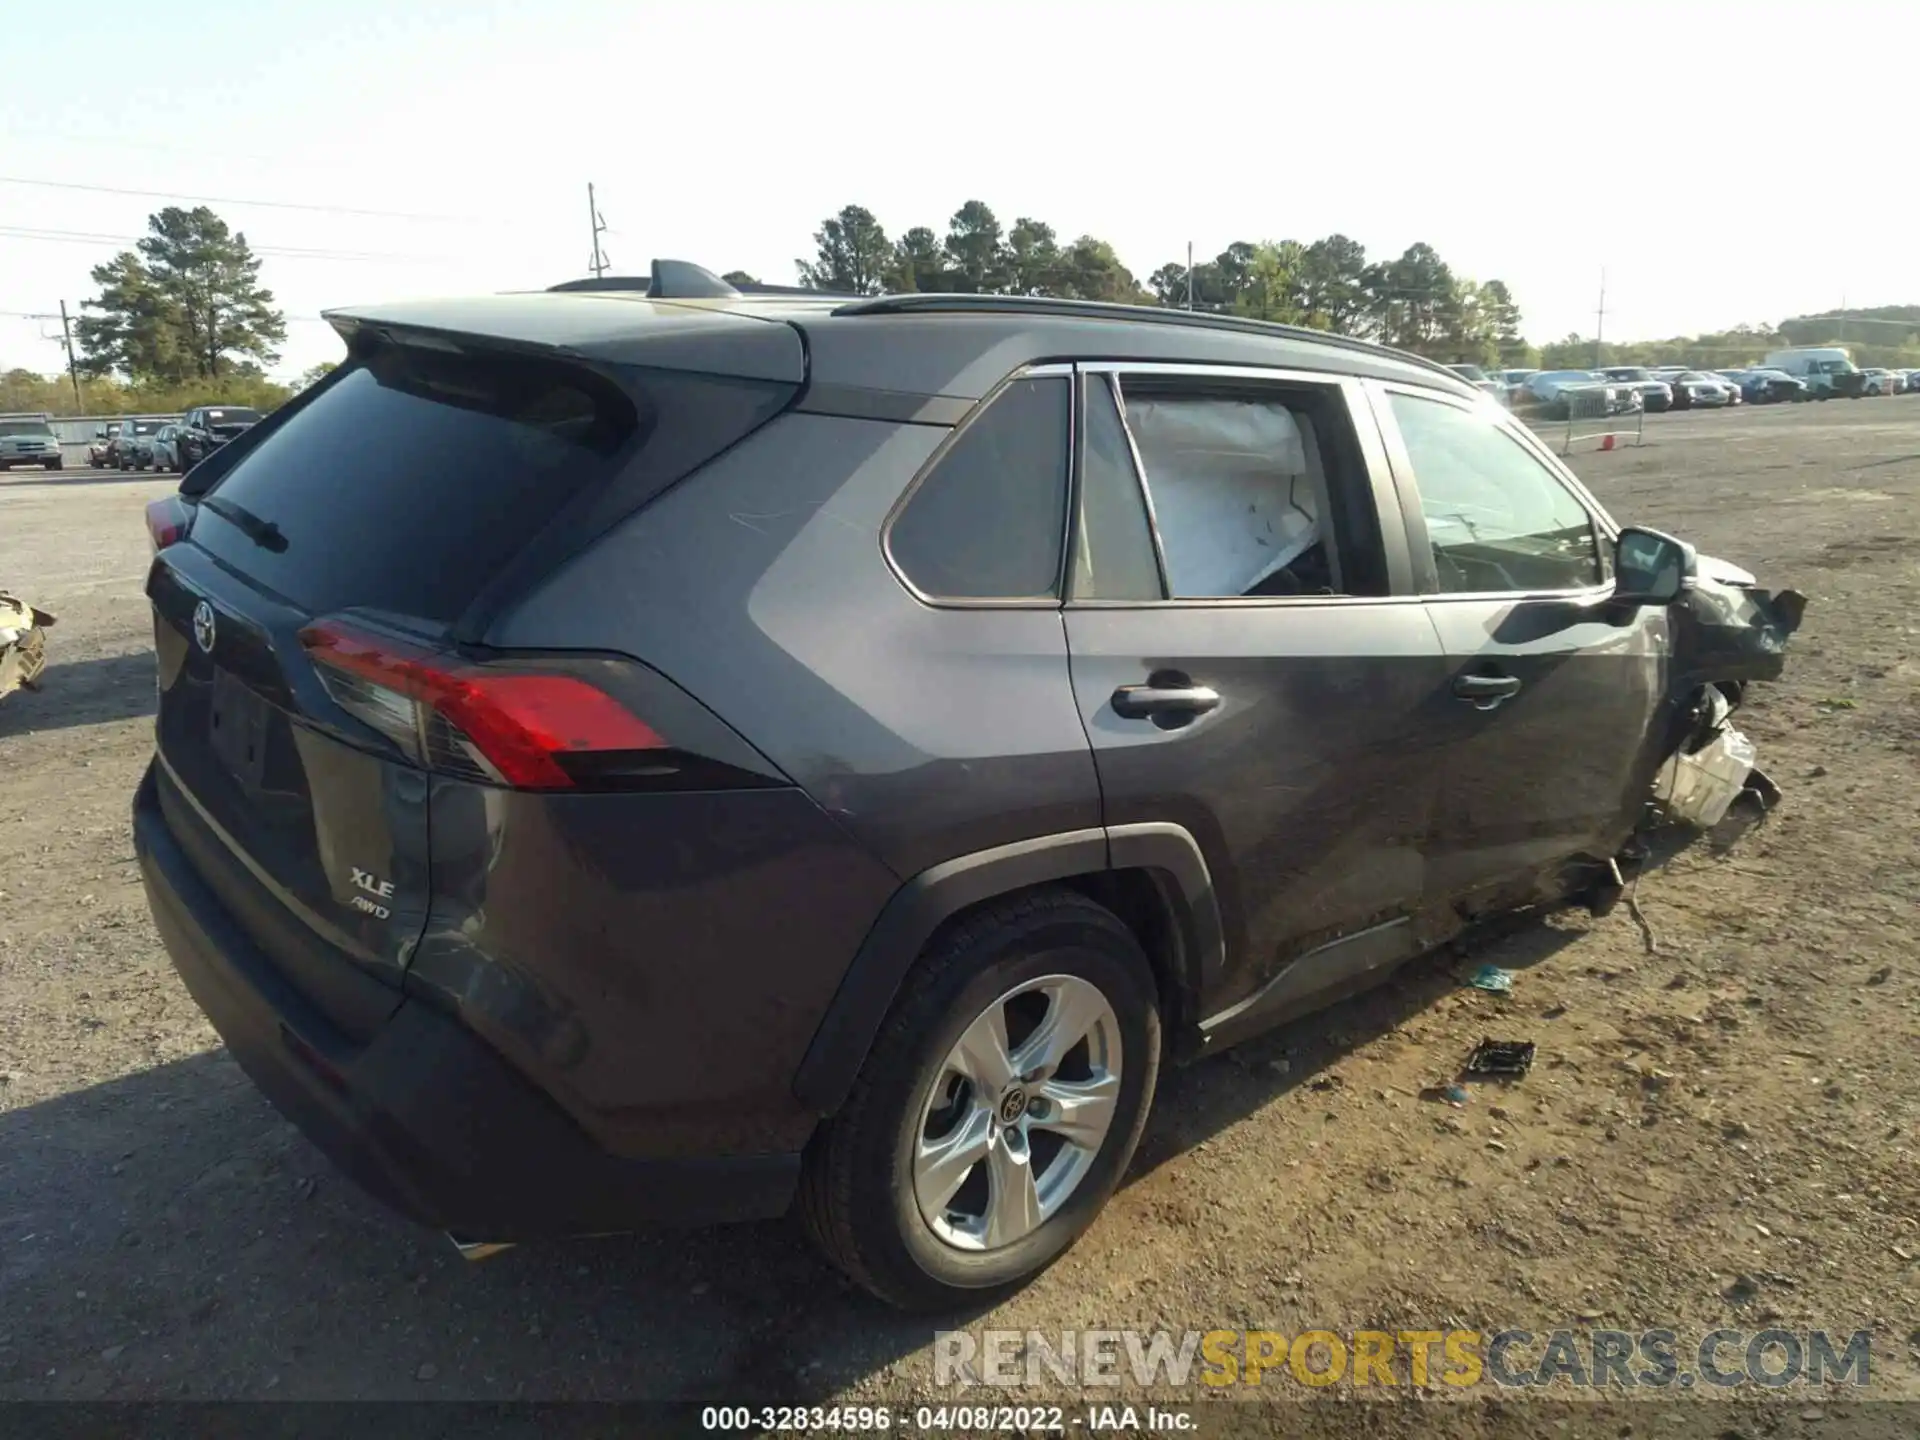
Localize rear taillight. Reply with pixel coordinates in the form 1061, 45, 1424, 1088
146, 495, 192, 553
298, 619, 667, 791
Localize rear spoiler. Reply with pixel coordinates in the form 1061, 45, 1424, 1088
547, 260, 854, 301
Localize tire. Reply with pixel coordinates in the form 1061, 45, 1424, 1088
45, 459, 62, 471
800, 888, 1161, 1310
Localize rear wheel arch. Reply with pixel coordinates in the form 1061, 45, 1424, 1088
792, 824, 1222, 1115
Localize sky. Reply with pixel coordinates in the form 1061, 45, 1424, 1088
3, 0, 1915, 382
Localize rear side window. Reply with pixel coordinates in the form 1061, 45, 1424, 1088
191, 345, 784, 624
1117, 382, 1392, 599
887, 376, 1070, 600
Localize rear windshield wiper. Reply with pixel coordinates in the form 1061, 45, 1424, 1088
198, 495, 288, 553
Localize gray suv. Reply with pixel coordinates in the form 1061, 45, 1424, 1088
134, 264, 1804, 1309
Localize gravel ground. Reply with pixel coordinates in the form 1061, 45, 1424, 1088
2, 405, 1917, 1432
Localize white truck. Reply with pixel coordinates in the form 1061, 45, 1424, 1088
1760, 347, 1866, 399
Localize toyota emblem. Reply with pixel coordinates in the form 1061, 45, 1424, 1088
191, 600, 217, 654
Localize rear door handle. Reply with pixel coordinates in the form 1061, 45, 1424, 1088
1452, 672, 1523, 709
1111, 684, 1222, 720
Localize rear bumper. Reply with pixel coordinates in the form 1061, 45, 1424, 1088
133, 761, 801, 1238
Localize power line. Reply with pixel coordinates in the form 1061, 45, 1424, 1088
0, 225, 447, 264
0, 174, 474, 223
9, 129, 284, 165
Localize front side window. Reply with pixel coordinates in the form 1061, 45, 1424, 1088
1389, 391, 1601, 594
888, 375, 1071, 600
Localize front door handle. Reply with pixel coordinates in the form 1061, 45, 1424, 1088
1111, 684, 1222, 720
1452, 672, 1523, 709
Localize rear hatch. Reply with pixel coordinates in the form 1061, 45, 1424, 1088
148, 312, 802, 1027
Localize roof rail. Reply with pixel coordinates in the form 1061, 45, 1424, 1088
831, 293, 1462, 382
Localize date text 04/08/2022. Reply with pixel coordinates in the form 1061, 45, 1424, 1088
698, 1404, 1197, 1432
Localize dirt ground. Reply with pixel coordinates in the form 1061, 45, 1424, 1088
2, 403, 1916, 1431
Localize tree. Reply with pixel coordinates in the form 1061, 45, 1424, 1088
1298, 234, 1372, 336
73, 252, 183, 380
796, 205, 892, 294
1478, 279, 1527, 363
295, 362, 337, 391
1004, 218, 1061, 297
887, 226, 948, 293
1366, 243, 1457, 355
75, 207, 285, 383
943, 200, 1008, 293
720, 269, 760, 287
1207, 242, 1258, 311
1052, 237, 1144, 303
1147, 262, 1192, 307
1238, 241, 1308, 324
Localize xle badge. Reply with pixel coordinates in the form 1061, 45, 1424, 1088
349, 866, 394, 920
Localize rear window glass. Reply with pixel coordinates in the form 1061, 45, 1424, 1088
887, 376, 1070, 600
192, 346, 643, 623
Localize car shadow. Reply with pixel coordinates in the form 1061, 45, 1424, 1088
0, 888, 1666, 1404
0, 650, 155, 737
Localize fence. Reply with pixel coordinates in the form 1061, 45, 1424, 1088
1560, 388, 1644, 456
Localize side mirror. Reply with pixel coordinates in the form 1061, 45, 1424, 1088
1612, 526, 1695, 606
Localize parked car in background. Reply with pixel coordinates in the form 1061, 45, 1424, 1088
1860, 367, 1897, 396
1668, 372, 1735, 410
1499, 368, 1539, 404
1520, 370, 1617, 418
0, 414, 63, 471
1444, 364, 1508, 403
176, 405, 265, 471
145, 425, 185, 473
1711, 371, 1746, 405
1902, 369, 1920, 394
1597, 366, 1675, 412
1761, 347, 1866, 399
1736, 369, 1810, 404
131, 265, 1808, 1309
115, 419, 166, 470
88, 424, 117, 466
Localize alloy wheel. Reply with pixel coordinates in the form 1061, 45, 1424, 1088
911, 974, 1123, 1252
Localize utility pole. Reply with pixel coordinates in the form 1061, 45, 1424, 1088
57, 300, 83, 409
1593, 269, 1607, 368
1185, 241, 1194, 311
586, 183, 609, 278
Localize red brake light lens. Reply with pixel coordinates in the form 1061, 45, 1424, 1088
146, 495, 191, 553
298, 620, 665, 790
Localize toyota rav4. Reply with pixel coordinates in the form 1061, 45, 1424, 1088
134, 263, 1804, 1310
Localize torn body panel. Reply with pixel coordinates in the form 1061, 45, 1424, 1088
0, 592, 55, 702
1671, 554, 1808, 691
1645, 553, 1807, 831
